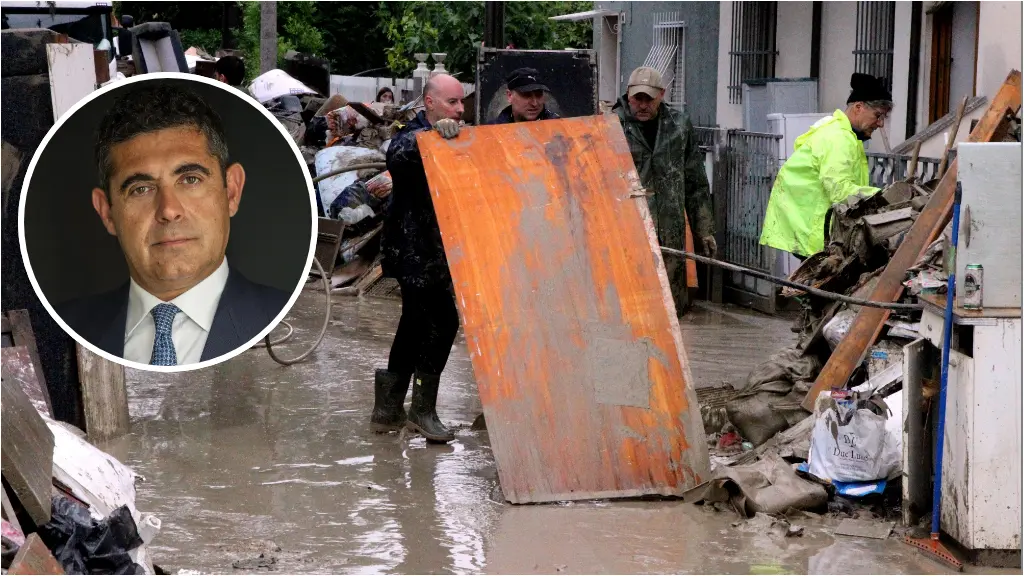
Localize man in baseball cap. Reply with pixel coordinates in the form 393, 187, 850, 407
612, 66, 716, 316
491, 67, 561, 124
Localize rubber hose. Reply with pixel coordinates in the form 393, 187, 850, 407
312, 162, 388, 184
263, 255, 333, 366
660, 246, 923, 311
251, 320, 294, 348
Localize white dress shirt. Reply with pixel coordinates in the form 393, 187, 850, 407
123, 257, 230, 365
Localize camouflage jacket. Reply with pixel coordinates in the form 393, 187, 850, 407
380, 111, 451, 287
613, 96, 715, 250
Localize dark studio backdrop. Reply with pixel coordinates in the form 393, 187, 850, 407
22, 77, 314, 308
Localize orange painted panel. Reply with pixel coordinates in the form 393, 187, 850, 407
418, 115, 710, 504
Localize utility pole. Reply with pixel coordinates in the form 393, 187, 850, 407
260, 1, 277, 73
483, 1, 505, 48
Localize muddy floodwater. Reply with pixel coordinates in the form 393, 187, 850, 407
98, 289, 965, 574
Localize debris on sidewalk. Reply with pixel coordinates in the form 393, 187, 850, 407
834, 518, 896, 540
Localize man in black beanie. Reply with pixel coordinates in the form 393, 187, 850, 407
760, 73, 893, 260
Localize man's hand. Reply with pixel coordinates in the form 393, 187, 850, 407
435, 118, 461, 139
702, 235, 718, 259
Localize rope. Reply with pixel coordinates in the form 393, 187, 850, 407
660, 246, 923, 311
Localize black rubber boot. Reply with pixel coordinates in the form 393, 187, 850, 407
370, 369, 410, 433
406, 372, 455, 443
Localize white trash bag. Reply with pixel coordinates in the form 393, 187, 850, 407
808, 390, 901, 483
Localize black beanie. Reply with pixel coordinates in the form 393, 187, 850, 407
847, 73, 893, 104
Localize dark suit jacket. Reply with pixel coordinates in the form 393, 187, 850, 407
56, 267, 292, 363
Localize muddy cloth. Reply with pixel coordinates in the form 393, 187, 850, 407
613, 96, 714, 313
381, 111, 452, 288
683, 454, 828, 518
489, 105, 561, 124
726, 348, 820, 446
387, 282, 460, 377
265, 94, 306, 145
37, 495, 146, 575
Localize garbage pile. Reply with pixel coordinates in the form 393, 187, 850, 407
2, 378, 161, 575
693, 176, 944, 523
247, 69, 417, 294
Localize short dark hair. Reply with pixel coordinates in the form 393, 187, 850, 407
215, 56, 246, 86
95, 83, 230, 194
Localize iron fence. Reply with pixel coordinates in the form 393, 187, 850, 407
723, 129, 781, 273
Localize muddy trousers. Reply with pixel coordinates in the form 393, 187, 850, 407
387, 282, 460, 377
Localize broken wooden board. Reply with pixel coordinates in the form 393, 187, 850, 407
77, 344, 130, 441
5, 310, 51, 414
1, 375, 54, 527
418, 114, 710, 504
1, 346, 51, 417
45, 42, 96, 122
8, 533, 65, 575
803, 69, 1022, 411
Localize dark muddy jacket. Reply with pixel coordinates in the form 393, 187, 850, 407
381, 111, 451, 287
613, 95, 715, 314
490, 105, 561, 124
613, 96, 714, 248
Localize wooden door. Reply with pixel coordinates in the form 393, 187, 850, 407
929, 4, 954, 123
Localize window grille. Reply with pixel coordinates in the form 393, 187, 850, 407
728, 1, 778, 104
853, 1, 896, 92
642, 12, 687, 111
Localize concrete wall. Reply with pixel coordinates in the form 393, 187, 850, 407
596, 1, 720, 125
715, 0, 740, 128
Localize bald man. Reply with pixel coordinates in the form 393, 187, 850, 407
371, 74, 465, 444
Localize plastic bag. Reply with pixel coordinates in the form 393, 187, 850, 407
37, 495, 146, 575
807, 391, 900, 482
314, 147, 385, 209
823, 309, 857, 350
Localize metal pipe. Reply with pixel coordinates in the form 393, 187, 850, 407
811, 1, 822, 78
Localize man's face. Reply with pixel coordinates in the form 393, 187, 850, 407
506, 89, 546, 121
628, 89, 665, 121
424, 80, 465, 122
91, 125, 244, 300
849, 102, 889, 138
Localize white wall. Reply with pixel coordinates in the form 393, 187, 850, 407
715, 0, 742, 128
818, 1, 857, 115
975, 1, 1022, 103
889, 1, 914, 146
775, 2, 813, 78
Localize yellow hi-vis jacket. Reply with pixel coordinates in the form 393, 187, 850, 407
759, 109, 880, 257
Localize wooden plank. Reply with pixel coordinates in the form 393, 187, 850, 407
45, 43, 96, 122
8, 533, 65, 575
802, 69, 1022, 412
6, 310, 51, 414
2, 347, 51, 417
418, 115, 710, 504
1, 376, 54, 527
76, 344, 130, 441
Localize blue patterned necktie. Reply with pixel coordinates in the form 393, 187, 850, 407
150, 303, 180, 366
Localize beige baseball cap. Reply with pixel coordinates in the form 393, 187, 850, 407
627, 66, 666, 98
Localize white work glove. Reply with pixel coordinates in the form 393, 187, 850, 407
435, 118, 461, 139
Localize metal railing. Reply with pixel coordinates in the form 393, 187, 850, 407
865, 151, 949, 188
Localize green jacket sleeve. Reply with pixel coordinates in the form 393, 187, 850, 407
816, 138, 879, 204
682, 116, 715, 239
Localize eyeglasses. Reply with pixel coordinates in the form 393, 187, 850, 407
870, 108, 890, 122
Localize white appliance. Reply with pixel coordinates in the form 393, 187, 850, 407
743, 79, 819, 133
902, 144, 1022, 557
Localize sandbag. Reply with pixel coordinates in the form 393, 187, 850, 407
727, 349, 820, 446
682, 454, 828, 518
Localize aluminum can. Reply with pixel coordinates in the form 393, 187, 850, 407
962, 264, 983, 310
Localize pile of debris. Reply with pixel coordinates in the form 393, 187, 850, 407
247, 69, 417, 296
690, 175, 945, 526
2, 376, 160, 575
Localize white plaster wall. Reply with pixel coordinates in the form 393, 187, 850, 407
715, 0, 743, 128
818, 1, 857, 115
975, 1, 1022, 104
888, 1, 914, 147
775, 2, 813, 78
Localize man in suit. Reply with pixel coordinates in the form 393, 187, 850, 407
58, 83, 290, 367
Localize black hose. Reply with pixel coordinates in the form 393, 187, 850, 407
312, 162, 388, 184
660, 246, 923, 311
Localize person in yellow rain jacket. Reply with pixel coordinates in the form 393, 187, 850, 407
760, 73, 893, 259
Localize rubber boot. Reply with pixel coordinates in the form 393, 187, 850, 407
370, 369, 410, 433
406, 372, 455, 443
